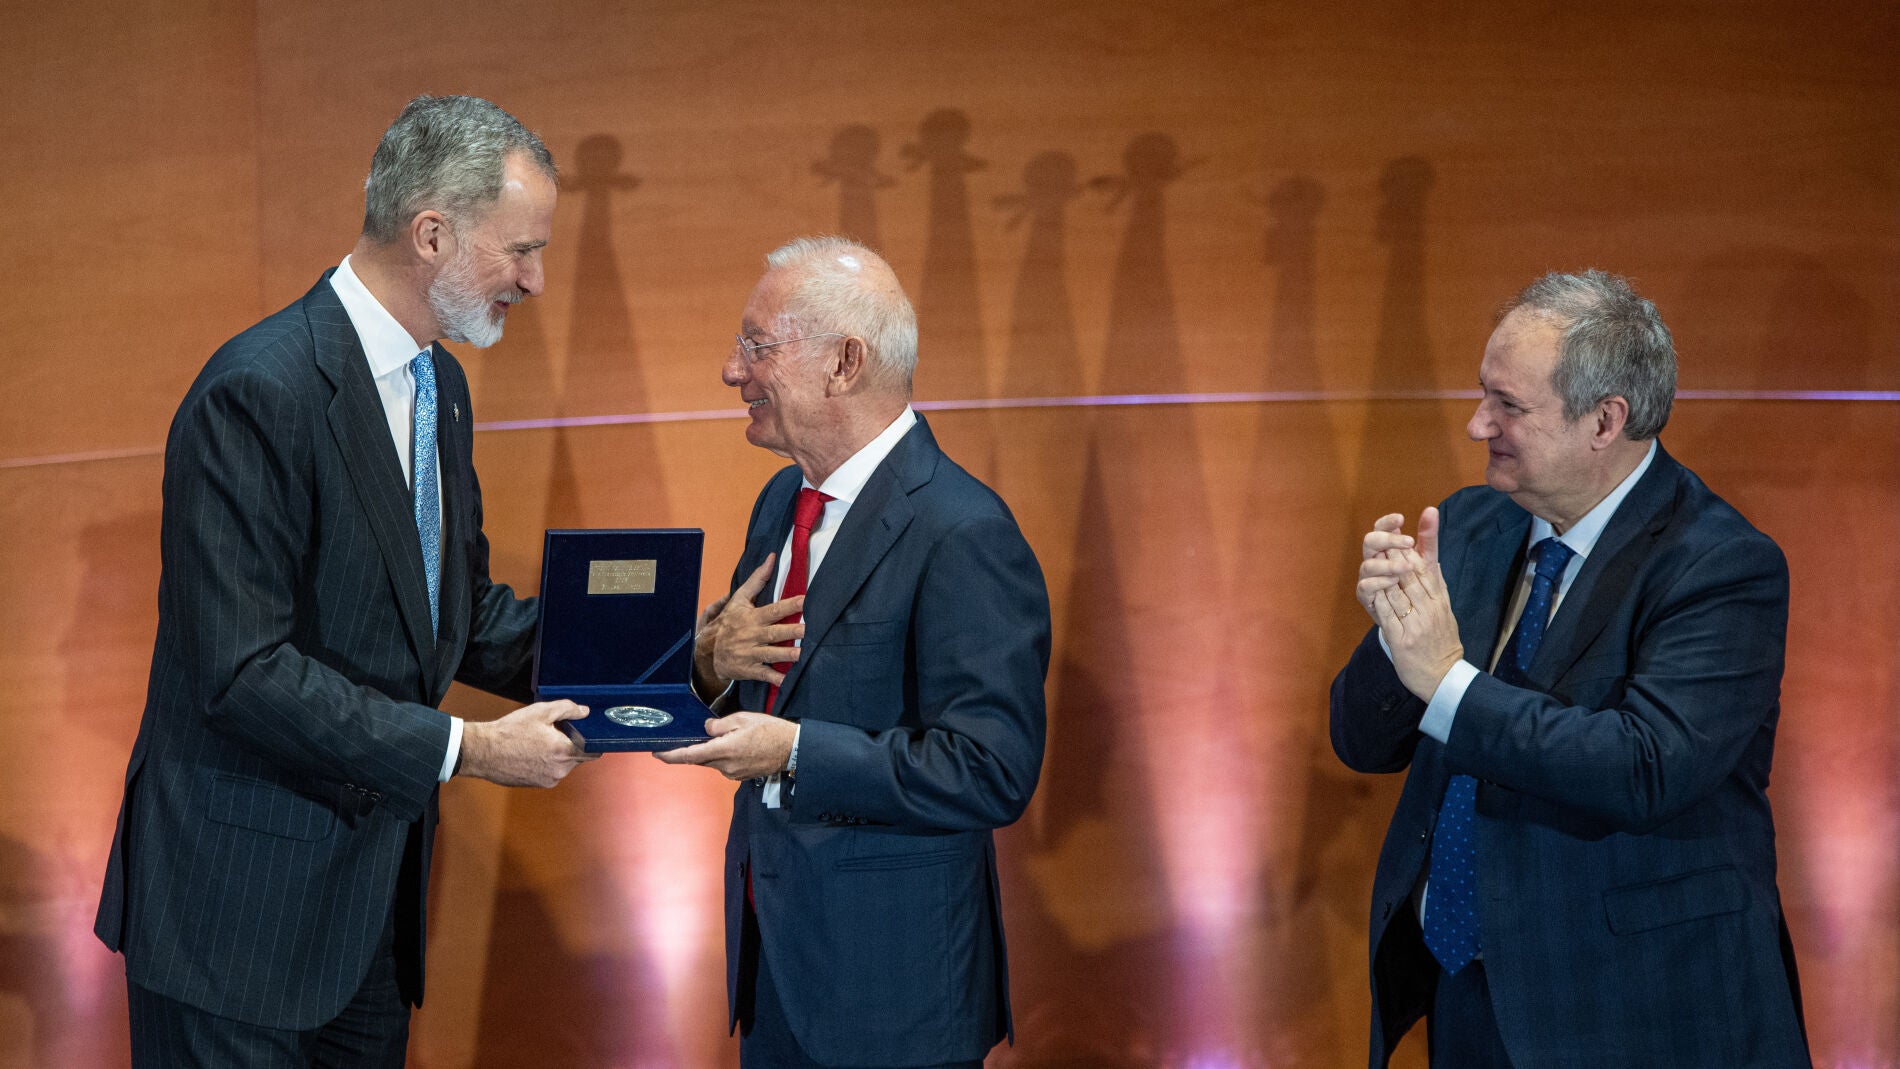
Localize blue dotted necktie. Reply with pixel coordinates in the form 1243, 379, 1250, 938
1423, 536, 1575, 974
411, 351, 440, 638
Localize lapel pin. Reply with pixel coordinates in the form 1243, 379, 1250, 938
453, 402, 460, 422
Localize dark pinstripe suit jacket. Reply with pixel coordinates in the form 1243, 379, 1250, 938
716, 418, 1050, 1066
94, 273, 536, 1030
1331, 445, 1809, 1068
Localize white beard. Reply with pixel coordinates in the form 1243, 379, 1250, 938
427, 248, 515, 349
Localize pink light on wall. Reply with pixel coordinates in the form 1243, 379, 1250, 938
608, 764, 730, 1061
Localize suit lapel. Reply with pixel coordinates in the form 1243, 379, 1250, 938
772, 421, 934, 712
1453, 504, 1530, 665
308, 279, 437, 672
1531, 446, 1682, 682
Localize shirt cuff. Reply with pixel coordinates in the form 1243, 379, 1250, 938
786, 723, 803, 776
438, 716, 464, 782
1418, 660, 1479, 744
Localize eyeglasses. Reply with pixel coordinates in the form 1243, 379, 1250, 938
733, 332, 845, 363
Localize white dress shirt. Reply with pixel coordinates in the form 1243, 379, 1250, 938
761, 406, 919, 807
329, 257, 463, 782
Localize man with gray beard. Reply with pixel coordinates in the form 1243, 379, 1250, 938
95, 95, 594, 1067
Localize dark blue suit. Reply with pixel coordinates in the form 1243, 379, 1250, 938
95, 275, 536, 1032
1331, 445, 1809, 1068
719, 417, 1049, 1066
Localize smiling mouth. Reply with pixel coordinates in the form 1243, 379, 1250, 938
748, 398, 768, 409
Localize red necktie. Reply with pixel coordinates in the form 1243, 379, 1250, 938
765, 488, 831, 714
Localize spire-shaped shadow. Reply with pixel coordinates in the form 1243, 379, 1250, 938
562, 135, 642, 415
990, 150, 1086, 499
985, 147, 1171, 1065
1343, 156, 1463, 538
996, 151, 1084, 400
462, 291, 561, 584
1259, 177, 1326, 392
813, 123, 893, 248
1277, 157, 1467, 1058
1087, 132, 1263, 1055
1226, 173, 1383, 1057
902, 108, 990, 403
1093, 133, 1196, 397
555, 134, 667, 532
1008, 449, 1173, 1069
468, 811, 677, 1067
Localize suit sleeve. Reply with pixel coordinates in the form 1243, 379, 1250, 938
1330, 625, 1427, 774
1443, 530, 1788, 833
176, 367, 447, 821
790, 512, 1051, 832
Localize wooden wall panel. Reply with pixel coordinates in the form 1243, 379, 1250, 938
1, 0, 263, 461
2, 0, 1895, 1065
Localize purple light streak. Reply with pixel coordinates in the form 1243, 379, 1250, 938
4, 389, 1896, 469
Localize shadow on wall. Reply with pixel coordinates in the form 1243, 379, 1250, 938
465, 815, 678, 1068
904, 108, 990, 404
814, 123, 894, 250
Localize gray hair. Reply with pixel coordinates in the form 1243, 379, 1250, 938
1501, 269, 1677, 440
361, 95, 556, 244
764, 236, 919, 391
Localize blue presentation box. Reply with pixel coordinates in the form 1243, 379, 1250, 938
533, 528, 713, 752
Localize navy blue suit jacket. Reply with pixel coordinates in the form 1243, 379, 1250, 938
718, 417, 1050, 1066
1331, 445, 1809, 1068
94, 274, 536, 1029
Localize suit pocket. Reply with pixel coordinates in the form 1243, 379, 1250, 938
821, 843, 961, 1045
1602, 865, 1746, 935
207, 774, 337, 842
834, 846, 962, 872
827, 618, 905, 646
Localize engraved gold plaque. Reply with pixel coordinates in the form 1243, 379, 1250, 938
588, 559, 657, 595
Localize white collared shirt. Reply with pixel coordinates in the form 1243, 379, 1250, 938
761, 406, 918, 807
770, 406, 919, 603
329, 257, 462, 781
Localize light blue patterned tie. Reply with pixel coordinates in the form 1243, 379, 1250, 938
411, 351, 440, 638
1423, 536, 1574, 974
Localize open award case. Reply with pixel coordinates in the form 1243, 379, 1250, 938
533, 528, 713, 752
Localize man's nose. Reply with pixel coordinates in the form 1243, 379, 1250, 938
721, 349, 747, 386
518, 252, 546, 298
1466, 405, 1493, 441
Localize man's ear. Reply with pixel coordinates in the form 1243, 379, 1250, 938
1592, 396, 1630, 448
830, 336, 868, 393
410, 210, 450, 265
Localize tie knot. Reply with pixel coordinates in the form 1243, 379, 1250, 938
1532, 537, 1574, 581
793, 488, 832, 531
